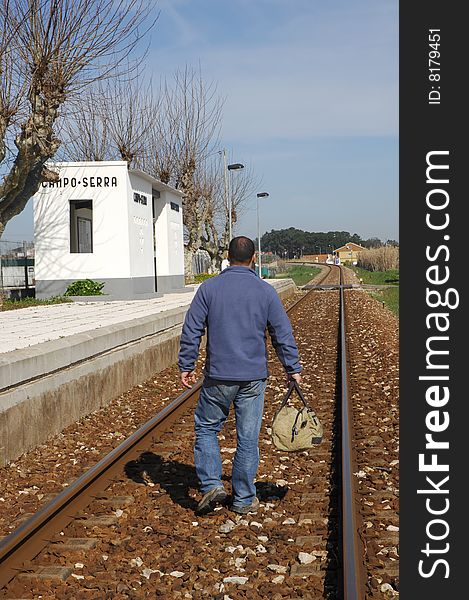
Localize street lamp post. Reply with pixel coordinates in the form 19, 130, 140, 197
222, 149, 229, 238
221, 149, 244, 241
256, 192, 269, 277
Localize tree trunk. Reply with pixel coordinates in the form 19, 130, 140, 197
184, 247, 195, 282
209, 253, 220, 273
200, 209, 226, 273
0, 80, 62, 235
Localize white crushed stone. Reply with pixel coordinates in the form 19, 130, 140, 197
234, 557, 246, 569
354, 470, 367, 478
130, 557, 144, 567
219, 519, 237, 533
298, 552, 316, 564
223, 576, 249, 584
267, 564, 288, 574
142, 568, 161, 579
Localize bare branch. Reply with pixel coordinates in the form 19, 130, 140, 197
0, 0, 157, 237
59, 90, 113, 161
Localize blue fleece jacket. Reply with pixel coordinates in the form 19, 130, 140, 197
178, 266, 302, 381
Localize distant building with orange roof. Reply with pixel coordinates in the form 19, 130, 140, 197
333, 242, 366, 265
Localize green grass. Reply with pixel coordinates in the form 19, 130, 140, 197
369, 287, 399, 316
1, 296, 73, 311
352, 266, 399, 285
275, 265, 321, 287
352, 267, 399, 316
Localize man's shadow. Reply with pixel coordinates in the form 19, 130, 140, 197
255, 481, 289, 502
125, 451, 289, 511
125, 451, 200, 510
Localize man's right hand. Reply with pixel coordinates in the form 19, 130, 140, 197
181, 371, 197, 389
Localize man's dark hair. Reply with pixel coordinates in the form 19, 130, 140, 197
229, 236, 255, 264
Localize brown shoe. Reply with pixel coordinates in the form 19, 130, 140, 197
196, 486, 228, 515
231, 496, 260, 514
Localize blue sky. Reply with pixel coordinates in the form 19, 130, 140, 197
3, 0, 398, 243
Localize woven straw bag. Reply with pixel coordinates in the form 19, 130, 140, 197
271, 381, 323, 451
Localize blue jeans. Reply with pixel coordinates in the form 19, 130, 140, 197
194, 378, 267, 508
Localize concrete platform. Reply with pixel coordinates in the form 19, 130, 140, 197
0, 278, 296, 464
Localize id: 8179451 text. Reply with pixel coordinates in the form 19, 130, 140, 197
428, 29, 441, 105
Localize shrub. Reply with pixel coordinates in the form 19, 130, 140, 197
193, 273, 217, 283
64, 279, 105, 296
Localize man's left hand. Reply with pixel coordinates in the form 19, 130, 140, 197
286, 372, 302, 385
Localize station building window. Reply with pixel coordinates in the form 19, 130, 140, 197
70, 199, 93, 253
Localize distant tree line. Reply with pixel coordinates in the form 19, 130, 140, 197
260, 228, 398, 259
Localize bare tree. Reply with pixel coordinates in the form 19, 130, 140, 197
60, 66, 224, 279
142, 66, 224, 278
54, 64, 256, 278
59, 91, 112, 162
101, 76, 156, 166
0, 0, 156, 237
141, 77, 180, 184
61, 73, 156, 165
199, 159, 260, 271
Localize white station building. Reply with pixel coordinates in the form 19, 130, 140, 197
33, 161, 185, 299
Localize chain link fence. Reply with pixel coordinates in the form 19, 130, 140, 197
0, 241, 35, 299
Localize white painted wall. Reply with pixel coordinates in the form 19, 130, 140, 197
127, 172, 155, 279
153, 191, 184, 277
168, 196, 184, 277
34, 162, 131, 282
33, 161, 185, 296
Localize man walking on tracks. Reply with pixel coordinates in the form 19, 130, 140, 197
178, 236, 302, 515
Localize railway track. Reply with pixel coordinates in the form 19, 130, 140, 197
0, 266, 399, 599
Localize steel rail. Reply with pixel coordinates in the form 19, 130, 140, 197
285, 265, 333, 313
0, 269, 347, 590
0, 384, 201, 588
339, 267, 365, 599
290, 262, 366, 597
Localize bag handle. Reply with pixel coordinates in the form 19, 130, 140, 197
278, 380, 312, 411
